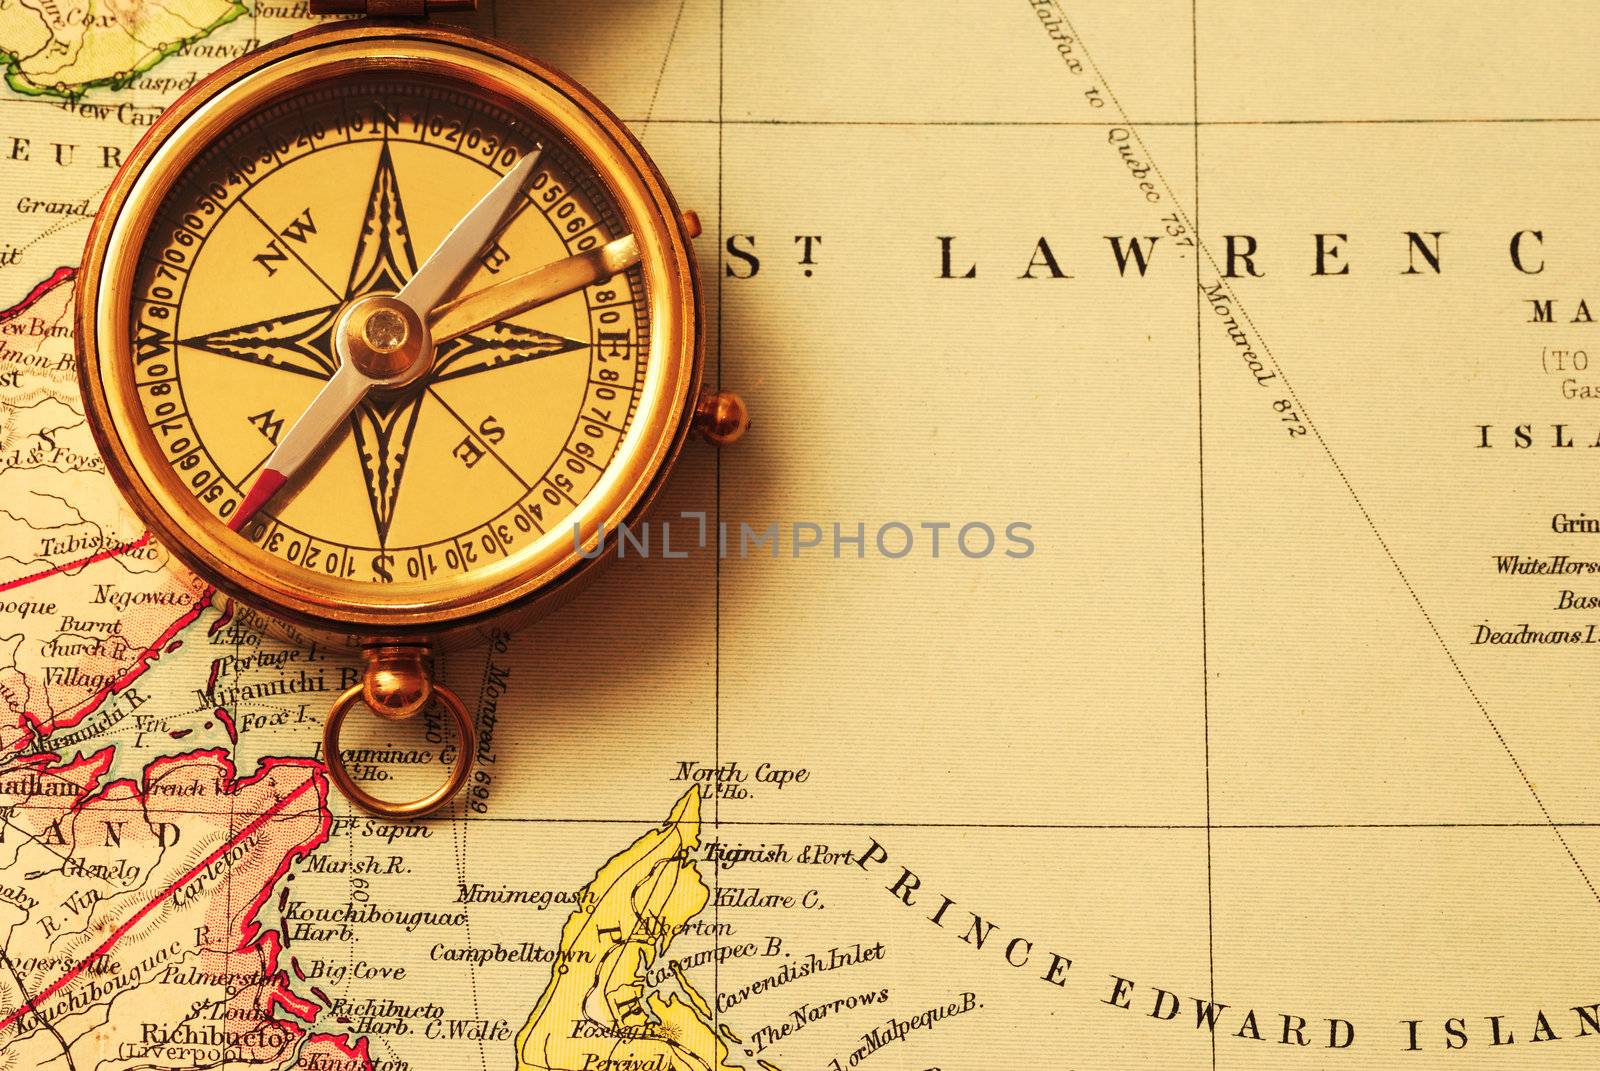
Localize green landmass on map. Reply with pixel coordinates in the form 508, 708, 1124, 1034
0, 0, 247, 99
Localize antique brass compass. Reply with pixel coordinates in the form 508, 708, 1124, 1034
76, 0, 745, 818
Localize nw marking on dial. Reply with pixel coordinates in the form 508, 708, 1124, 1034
178, 141, 588, 547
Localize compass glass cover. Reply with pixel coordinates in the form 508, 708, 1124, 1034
127, 71, 651, 589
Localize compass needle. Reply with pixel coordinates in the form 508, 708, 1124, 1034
228, 364, 368, 531
396, 144, 544, 317
227, 145, 544, 530
431, 232, 642, 343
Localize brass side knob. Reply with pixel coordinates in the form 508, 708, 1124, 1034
694, 390, 749, 446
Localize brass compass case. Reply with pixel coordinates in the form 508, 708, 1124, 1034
74, 18, 742, 816
77, 20, 705, 648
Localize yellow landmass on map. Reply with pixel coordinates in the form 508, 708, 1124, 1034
516, 789, 746, 1071
0, 0, 245, 98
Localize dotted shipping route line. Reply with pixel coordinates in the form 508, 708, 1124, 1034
0, 535, 152, 595
1045, 0, 1600, 907
455, 643, 489, 1071
635, 0, 690, 138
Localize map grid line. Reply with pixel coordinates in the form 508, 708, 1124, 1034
619, 117, 1600, 127
714, 0, 726, 1042
10, 805, 1600, 829
13, 84, 1600, 127
1045, 0, 1600, 912
1189, 3, 1218, 1070
5, 8, 1597, 1068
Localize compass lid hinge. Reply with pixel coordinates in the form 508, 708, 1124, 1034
309, 0, 477, 16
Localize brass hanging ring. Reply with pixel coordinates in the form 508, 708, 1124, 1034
323, 682, 476, 819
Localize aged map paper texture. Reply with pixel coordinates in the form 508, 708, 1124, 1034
0, 2, 1597, 1069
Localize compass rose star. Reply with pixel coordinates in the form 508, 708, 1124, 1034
433, 320, 589, 381
349, 395, 424, 548
183, 138, 590, 548
346, 141, 419, 300
335, 141, 430, 547
180, 303, 341, 378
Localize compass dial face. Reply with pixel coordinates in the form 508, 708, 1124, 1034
129, 74, 647, 588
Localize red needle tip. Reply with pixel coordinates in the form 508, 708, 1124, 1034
229, 469, 289, 534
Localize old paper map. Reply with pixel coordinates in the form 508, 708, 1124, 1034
1, 1, 1599, 1068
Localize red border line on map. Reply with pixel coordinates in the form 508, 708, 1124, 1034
0, 773, 318, 1035
0, 534, 153, 595
0, 266, 74, 323
14, 591, 210, 752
